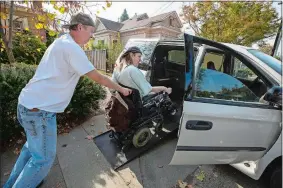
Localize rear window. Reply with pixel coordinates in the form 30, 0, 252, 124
117, 40, 158, 66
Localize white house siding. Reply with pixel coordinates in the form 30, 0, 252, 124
94, 33, 110, 46
120, 31, 146, 46
96, 21, 106, 32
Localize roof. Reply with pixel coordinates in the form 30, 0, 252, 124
97, 17, 124, 31
120, 11, 179, 31
95, 11, 182, 33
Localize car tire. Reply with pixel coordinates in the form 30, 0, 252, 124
269, 166, 282, 188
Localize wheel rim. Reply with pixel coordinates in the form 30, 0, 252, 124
133, 128, 152, 148
138, 132, 149, 144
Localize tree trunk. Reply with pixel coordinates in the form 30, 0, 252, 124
0, 1, 16, 64
2, 36, 15, 64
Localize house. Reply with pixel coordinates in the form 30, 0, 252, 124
0, 2, 47, 41
93, 11, 183, 47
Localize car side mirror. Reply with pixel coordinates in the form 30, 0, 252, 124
263, 86, 282, 108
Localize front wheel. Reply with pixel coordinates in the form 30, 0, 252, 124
269, 166, 282, 188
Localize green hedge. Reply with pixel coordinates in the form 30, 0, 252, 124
0, 63, 106, 147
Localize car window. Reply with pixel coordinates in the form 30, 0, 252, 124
195, 69, 260, 102
201, 52, 224, 72
117, 40, 158, 66
232, 57, 258, 81
168, 50, 186, 64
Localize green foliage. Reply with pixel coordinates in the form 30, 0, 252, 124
0, 63, 37, 146
108, 37, 123, 65
0, 63, 106, 147
57, 76, 106, 126
120, 9, 129, 22
0, 31, 47, 64
181, 2, 280, 46
258, 41, 273, 55
46, 29, 58, 47
93, 40, 108, 50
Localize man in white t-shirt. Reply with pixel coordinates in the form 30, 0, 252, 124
4, 13, 131, 188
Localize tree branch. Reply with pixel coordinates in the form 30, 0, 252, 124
8, 1, 14, 49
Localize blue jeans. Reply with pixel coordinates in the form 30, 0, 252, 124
4, 104, 57, 188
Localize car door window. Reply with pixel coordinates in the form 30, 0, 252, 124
229, 57, 268, 98
201, 52, 225, 72
232, 57, 257, 81
196, 69, 260, 102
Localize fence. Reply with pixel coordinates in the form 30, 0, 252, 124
85, 50, 107, 72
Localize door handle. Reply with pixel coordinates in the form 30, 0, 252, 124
186, 120, 213, 130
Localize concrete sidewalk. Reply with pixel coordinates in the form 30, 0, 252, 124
1, 114, 195, 188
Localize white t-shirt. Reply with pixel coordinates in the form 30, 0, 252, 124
19, 34, 95, 113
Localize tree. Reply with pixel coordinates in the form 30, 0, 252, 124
0, 1, 112, 64
108, 33, 123, 65
258, 41, 273, 55
181, 2, 280, 46
120, 9, 129, 22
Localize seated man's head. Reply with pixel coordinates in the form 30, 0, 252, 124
120, 46, 142, 67
207, 61, 216, 70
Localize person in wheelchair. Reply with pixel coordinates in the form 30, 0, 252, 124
107, 46, 177, 149
112, 46, 172, 98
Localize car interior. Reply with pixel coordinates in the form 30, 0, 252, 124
151, 45, 186, 104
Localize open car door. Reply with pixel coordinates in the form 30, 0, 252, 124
170, 33, 282, 165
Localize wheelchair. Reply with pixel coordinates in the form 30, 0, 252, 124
107, 87, 177, 151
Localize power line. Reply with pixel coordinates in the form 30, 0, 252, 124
152, 1, 174, 16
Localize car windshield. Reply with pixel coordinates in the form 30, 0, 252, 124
247, 49, 282, 75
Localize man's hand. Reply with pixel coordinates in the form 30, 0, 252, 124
166, 87, 172, 94
119, 87, 132, 96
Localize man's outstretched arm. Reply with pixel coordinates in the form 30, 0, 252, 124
85, 69, 131, 96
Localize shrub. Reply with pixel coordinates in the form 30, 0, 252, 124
0, 63, 106, 149
0, 31, 47, 64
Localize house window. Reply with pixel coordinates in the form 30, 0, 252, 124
13, 20, 23, 31
98, 40, 105, 45
169, 17, 173, 27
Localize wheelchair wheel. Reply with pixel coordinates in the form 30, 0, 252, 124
132, 127, 152, 148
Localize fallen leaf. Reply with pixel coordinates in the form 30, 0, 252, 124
196, 170, 205, 181
85, 135, 94, 140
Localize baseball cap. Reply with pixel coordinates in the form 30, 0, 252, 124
121, 46, 142, 58
62, 12, 95, 29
